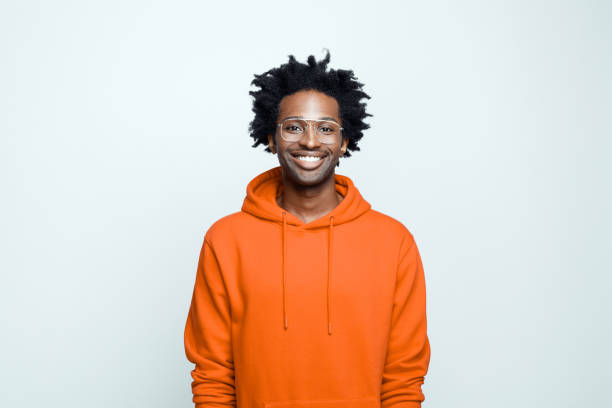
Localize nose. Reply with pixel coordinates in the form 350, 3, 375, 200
299, 122, 321, 149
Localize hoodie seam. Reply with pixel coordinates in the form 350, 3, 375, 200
396, 230, 415, 271
203, 238, 233, 324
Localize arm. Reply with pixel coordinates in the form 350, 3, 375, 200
381, 231, 432, 408
184, 238, 236, 407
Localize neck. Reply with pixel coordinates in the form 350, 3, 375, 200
277, 173, 343, 224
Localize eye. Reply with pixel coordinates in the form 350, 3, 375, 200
318, 124, 338, 134
285, 125, 303, 133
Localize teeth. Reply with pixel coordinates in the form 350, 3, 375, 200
296, 156, 323, 162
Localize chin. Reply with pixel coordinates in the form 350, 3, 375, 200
283, 158, 335, 186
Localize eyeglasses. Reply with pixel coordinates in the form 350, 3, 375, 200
276, 117, 343, 144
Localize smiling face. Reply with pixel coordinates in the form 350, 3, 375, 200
268, 89, 349, 186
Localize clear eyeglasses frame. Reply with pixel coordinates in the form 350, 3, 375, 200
276, 117, 344, 144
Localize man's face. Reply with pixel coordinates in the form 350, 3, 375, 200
268, 89, 349, 186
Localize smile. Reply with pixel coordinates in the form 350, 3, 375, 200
290, 152, 327, 170
295, 155, 322, 162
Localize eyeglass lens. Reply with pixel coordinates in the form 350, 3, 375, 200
279, 119, 342, 144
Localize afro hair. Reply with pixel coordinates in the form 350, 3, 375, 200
248, 50, 371, 164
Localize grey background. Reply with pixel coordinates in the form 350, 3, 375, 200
1, 0, 610, 407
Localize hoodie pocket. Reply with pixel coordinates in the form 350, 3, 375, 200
263, 396, 380, 408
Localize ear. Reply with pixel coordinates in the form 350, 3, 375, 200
267, 134, 276, 153
340, 136, 349, 156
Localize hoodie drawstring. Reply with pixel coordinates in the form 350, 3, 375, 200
327, 215, 334, 335
280, 212, 335, 335
282, 212, 288, 330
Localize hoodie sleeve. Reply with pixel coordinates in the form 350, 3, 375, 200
184, 238, 236, 407
381, 231, 432, 408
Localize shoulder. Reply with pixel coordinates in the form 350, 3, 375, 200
362, 209, 416, 243
202, 211, 251, 246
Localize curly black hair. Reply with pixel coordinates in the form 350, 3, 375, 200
248, 50, 371, 164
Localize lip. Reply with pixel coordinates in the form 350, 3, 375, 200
289, 152, 327, 171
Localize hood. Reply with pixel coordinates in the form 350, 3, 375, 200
241, 166, 372, 335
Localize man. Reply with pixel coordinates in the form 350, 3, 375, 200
184, 51, 431, 408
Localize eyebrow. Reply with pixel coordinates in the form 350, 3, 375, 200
281, 115, 340, 123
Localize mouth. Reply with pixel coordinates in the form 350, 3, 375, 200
289, 152, 327, 170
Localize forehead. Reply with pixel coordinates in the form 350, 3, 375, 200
277, 89, 340, 121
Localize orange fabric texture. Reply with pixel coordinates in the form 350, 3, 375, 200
184, 166, 431, 408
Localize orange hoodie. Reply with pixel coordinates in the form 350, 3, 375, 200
184, 166, 431, 408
